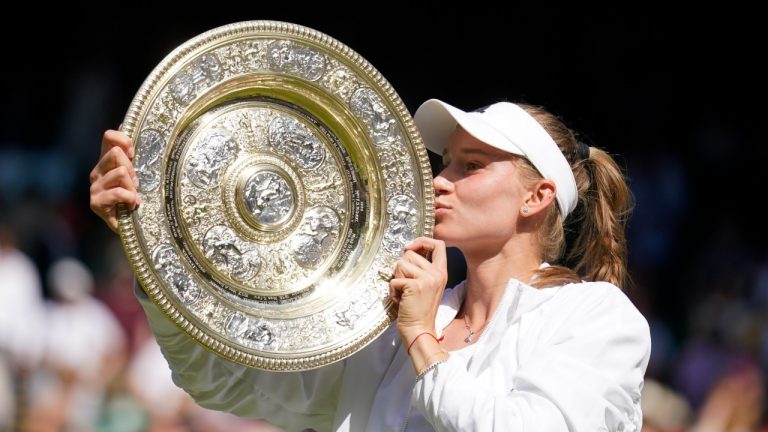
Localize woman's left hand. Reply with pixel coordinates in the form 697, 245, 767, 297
389, 237, 448, 343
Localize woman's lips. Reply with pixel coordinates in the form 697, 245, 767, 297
434, 202, 451, 216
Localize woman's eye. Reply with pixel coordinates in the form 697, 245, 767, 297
466, 162, 481, 171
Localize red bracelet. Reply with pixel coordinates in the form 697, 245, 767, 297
407, 332, 444, 356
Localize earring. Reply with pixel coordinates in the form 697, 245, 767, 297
522, 206, 529, 214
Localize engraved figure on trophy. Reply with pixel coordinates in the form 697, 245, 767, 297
203, 225, 261, 281
304, 169, 344, 210
324, 68, 359, 101
243, 171, 294, 226
291, 207, 340, 267
187, 129, 239, 189
181, 195, 210, 228
169, 53, 223, 107
135, 129, 164, 192
193, 53, 222, 87
225, 313, 275, 348
244, 323, 275, 347
268, 116, 324, 169
169, 71, 196, 106
349, 88, 399, 146
378, 144, 414, 195
384, 195, 418, 254
267, 40, 327, 81
335, 304, 360, 330
152, 244, 200, 304
153, 244, 180, 278
228, 110, 269, 151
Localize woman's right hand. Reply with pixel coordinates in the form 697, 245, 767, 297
89, 129, 140, 233
389, 237, 448, 344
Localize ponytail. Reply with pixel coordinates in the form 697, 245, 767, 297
515, 105, 634, 289
566, 147, 634, 287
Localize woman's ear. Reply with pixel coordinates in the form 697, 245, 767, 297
520, 180, 557, 217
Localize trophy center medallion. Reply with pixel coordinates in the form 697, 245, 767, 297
239, 169, 295, 230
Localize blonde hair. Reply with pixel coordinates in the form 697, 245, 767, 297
515, 104, 634, 289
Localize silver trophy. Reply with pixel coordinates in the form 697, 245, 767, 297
118, 21, 434, 371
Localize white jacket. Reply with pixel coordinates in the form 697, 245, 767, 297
137, 277, 651, 431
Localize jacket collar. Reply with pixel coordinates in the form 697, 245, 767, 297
436, 264, 561, 331
435, 266, 562, 373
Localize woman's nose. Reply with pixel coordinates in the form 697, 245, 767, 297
433, 175, 453, 195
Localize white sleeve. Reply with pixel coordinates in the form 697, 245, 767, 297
134, 281, 344, 432
412, 283, 651, 431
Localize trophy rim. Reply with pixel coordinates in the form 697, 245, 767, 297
117, 20, 434, 371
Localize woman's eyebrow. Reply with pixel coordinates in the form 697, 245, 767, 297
444, 148, 490, 157
457, 148, 489, 156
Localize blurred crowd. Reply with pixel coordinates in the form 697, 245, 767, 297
1, 143, 766, 432
0, 222, 278, 432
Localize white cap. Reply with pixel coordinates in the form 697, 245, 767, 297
414, 99, 578, 217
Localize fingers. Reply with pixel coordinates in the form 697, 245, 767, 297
90, 128, 139, 233
403, 237, 448, 269
101, 129, 134, 160
404, 237, 433, 258
102, 164, 139, 191
89, 188, 139, 233
90, 185, 140, 213
91, 145, 137, 185
89, 152, 139, 208
90, 162, 141, 234
388, 253, 448, 302
395, 259, 424, 279
388, 260, 425, 303
388, 281, 401, 304
429, 240, 447, 269
105, 214, 119, 233
403, 237, 447, 270
388, 277, 407, 303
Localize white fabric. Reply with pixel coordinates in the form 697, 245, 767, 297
0, 248, 45, 366
414, 99, 579, 216
136, 277, 650, 431
128, 336, 189, 416
0, 248, 45, 431
28, 293, 126, 431
405, 341, 478, 430
48, 257, 95, 301
44, 297, 125, 380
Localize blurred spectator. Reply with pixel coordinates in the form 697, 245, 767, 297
0, 223, 46, 430
125, 323, 279, 431
26, 257, 126, 431
96, 238, 148, 355
641, 378, 692, 431
126, 325, 189, 431
690, 361, 764, 432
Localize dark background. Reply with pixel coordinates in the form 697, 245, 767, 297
1, 5, 765, 425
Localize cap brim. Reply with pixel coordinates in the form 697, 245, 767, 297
414, 99, 524, 157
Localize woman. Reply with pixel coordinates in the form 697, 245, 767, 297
90, 99, 651, 431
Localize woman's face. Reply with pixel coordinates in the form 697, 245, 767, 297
433, 128, 527, 250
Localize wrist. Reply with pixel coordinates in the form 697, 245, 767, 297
416, 352, 449, 379
405, 331, 443, 356
397, 325, 435, 344
401, 329, 448, 374
413, 345, 449, 376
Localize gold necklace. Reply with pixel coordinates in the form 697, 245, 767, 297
462, 313, 489, 343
